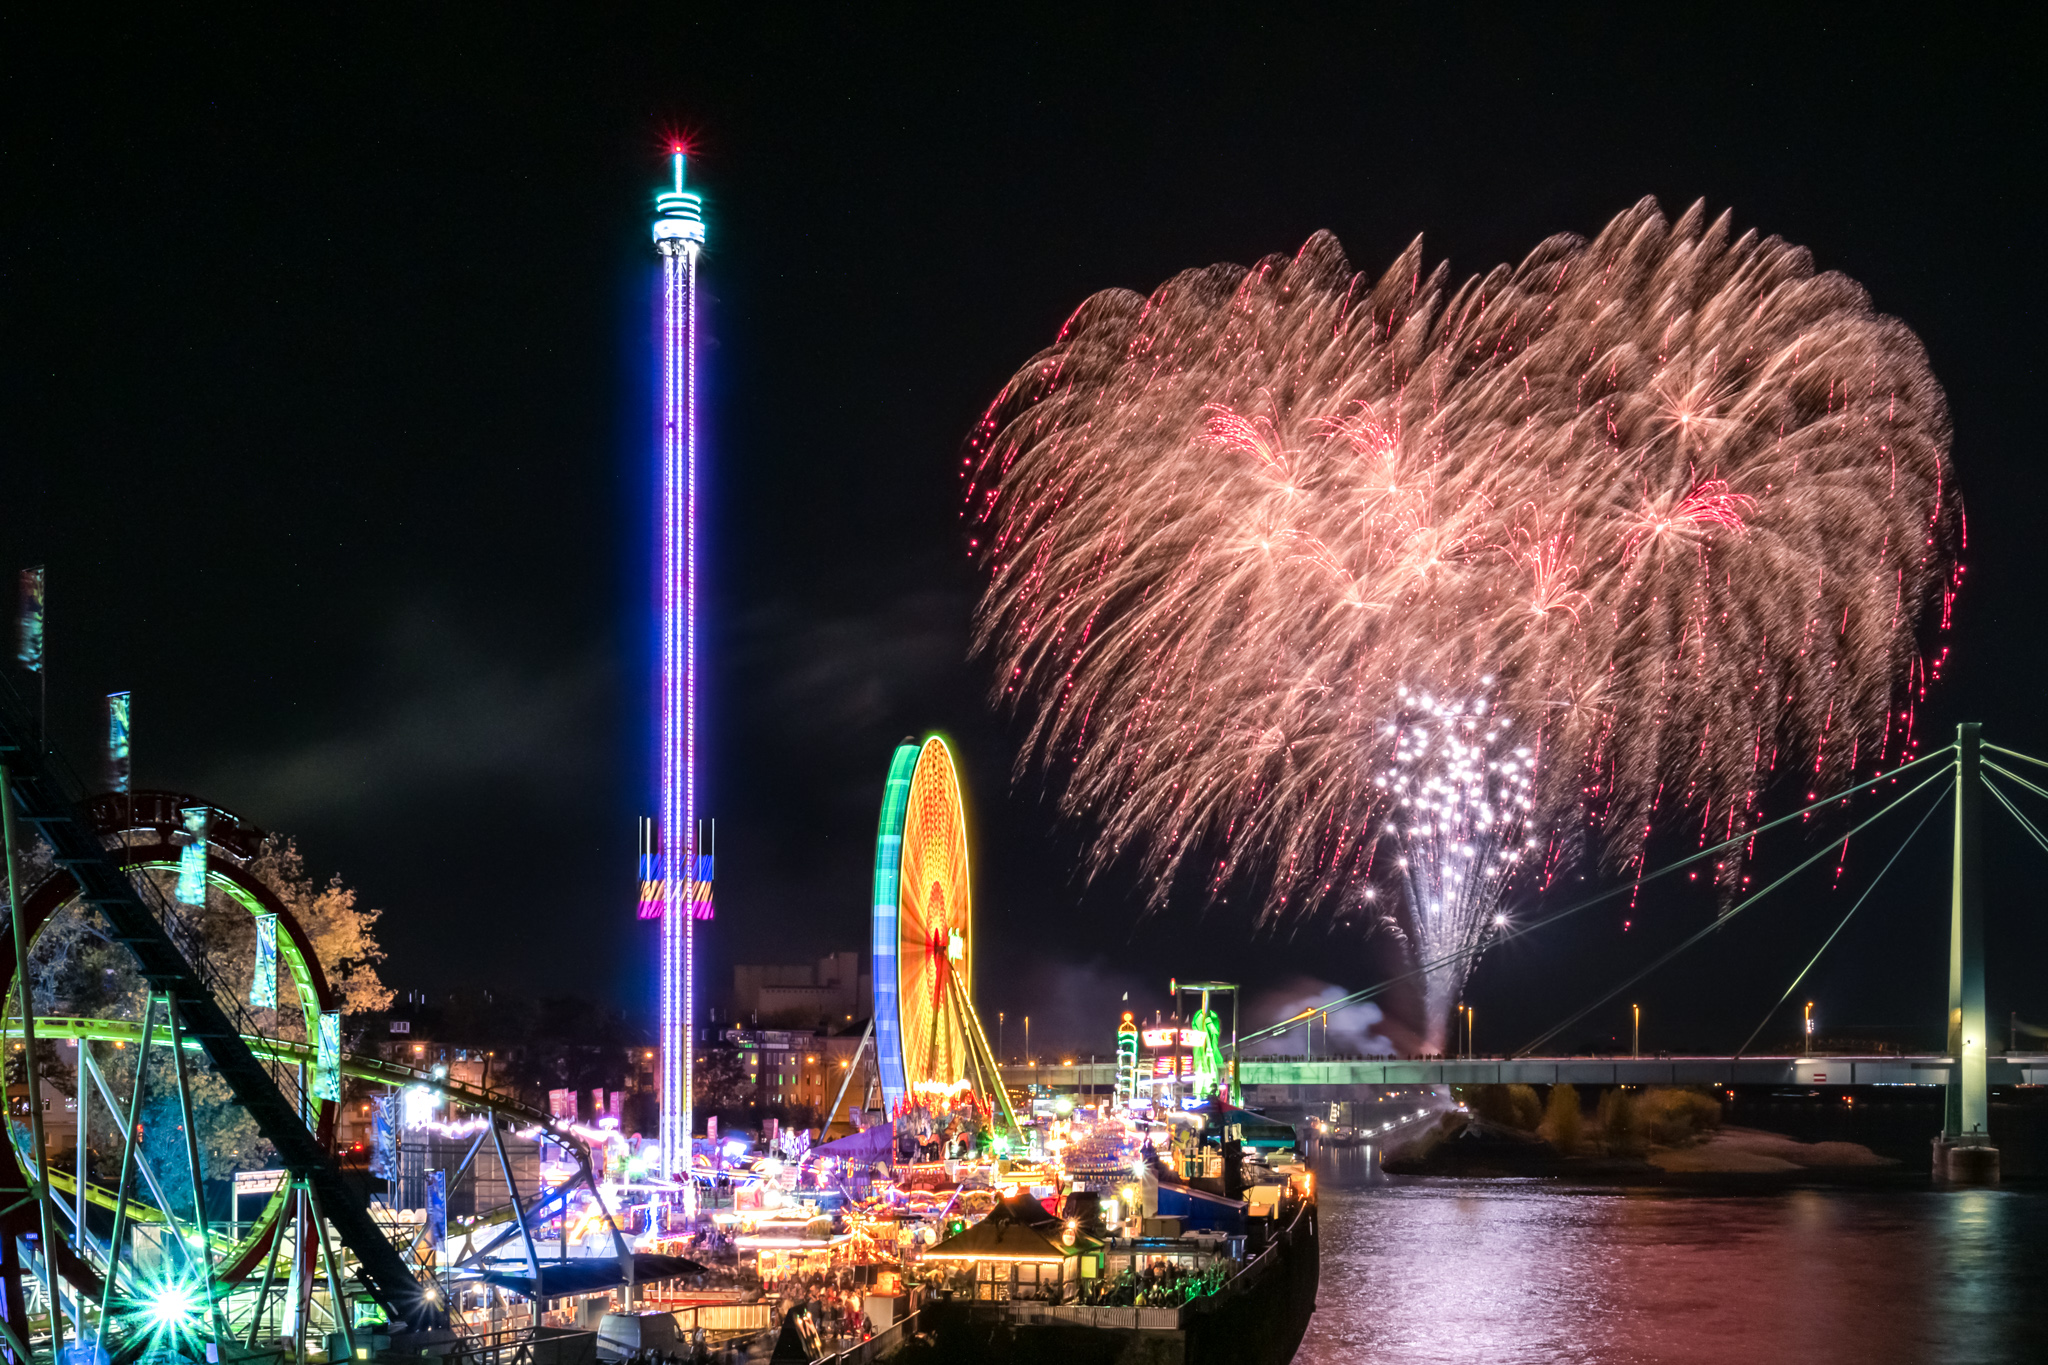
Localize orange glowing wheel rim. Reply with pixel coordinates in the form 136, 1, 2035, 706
870, 736, 974, 1110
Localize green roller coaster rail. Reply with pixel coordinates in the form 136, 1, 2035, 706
14, 1016, 569, 1135
8, 1017, 580, 1276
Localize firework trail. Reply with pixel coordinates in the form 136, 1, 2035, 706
964, 199, 1959, 1049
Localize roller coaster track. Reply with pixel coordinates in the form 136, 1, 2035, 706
0, 687, 434, 1324
15, 1017, 572, 1138
6, 1019, 586, 1250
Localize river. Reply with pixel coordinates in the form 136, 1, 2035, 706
1298, 1142, 2048, 1364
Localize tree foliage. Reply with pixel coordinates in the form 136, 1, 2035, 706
1458, 1083, 1542, 1131
1538, 1083, 1583, 1154
694, 1048, 752, 1120
1636, 1087, 1722, 1146
1594, 1087, 1645, 1157
250, 836, 394, 1016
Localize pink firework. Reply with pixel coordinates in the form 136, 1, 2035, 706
966, 198, 1958, 1048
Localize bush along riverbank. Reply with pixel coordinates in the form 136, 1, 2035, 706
1377, 1084, 1894, 1180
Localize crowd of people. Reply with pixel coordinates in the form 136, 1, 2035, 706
619, 1339, 745, 1365
770, 1266, 872, 1346
1072, 1257, 1230, 1308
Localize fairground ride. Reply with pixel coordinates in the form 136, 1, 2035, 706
0, 678, 636, 1364
649, 140, 710, 1182
863, 738, 1019, 1144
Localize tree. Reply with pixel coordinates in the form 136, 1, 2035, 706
1539, 1083, 1582, 1154
249, 837, 394, 1016
1637, 1086, 1721, 1146
694, 1047, 752, 1124
1460, 1083, 1542, 1131
83, 1043, 275, 1221
1595, 1087, 1644, 1157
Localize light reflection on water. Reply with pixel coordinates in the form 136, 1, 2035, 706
1300, 1143, 2048, 1364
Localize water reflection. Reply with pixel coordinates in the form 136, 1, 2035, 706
1300, 1147, 2048, 1364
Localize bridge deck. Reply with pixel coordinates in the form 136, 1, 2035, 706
1001, 1055, 2048, 1089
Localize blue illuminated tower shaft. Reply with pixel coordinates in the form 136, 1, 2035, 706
654, 152, 706, 1178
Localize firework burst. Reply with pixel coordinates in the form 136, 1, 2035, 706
1377, 686, 1537, 1034
966, 198, 1958, 1048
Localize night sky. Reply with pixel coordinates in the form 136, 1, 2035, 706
3, 11, 2040, 1059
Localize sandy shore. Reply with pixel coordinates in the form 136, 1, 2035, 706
1646, 1125, 1895, 1173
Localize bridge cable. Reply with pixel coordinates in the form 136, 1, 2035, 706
1225, 742, 1957, 1050
1512, 762, 1953, 1058
1982, 757, 2048, 802
1979, 771, 2048, 859
1733, 775, 1953, 1056
1984, 743, 2048, 773
1981, 757, 2048, 807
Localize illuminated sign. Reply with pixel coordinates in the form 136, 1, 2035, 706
249, 914, 277, 1010
175, 807, 209, 907
233, 1169, 288, 1197
17, 567, 43, 673
314, 1012, 342, 1101
1141, 1028, 1197, 1049
106, 691, 130, 793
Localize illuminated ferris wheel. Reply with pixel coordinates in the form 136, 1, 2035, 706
869, 737, 1017, 1136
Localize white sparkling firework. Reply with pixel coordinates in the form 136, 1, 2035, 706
1378, 687, 1536, 1037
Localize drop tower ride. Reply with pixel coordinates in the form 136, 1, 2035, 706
652, 146, 706, 1178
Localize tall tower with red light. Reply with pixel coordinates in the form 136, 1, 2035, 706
652, 145, 707, 1179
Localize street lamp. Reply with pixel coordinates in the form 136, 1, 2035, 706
1024, 1015, 1031, 1066
1804, 1001, 1815, 1056
1632, 1004, 1640, 1059
998, 1012, 1005, 1064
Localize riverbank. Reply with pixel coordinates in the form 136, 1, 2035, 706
1648, 1124, 1894, 1173
1371, 1113, 1895, 1181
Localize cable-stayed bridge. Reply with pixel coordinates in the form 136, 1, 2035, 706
1006, 1053, 2048, 1091
1014, 725, 2045, 1185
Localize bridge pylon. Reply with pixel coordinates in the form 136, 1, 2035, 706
1939, 722, 1997, 1183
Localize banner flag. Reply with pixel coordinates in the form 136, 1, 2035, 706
16, 567, 43, 673
370, 1094, 397, 1180
106, 692, 131, 794
175, 806, 210, 906
315, 1011, 341, 1101
426, 1170, 447, 1257
250, 914, 278, 1009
